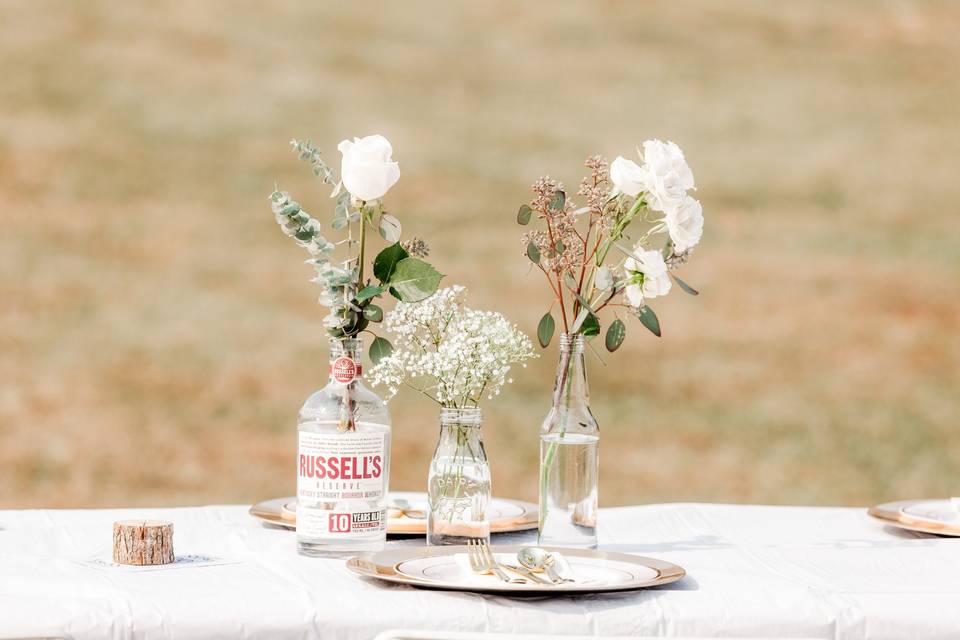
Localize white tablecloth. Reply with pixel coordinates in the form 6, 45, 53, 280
0, 503, 958, 639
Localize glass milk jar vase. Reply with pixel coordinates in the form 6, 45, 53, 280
539, 333, 599, 548
427, 407, 492, 545
296, 337, 392, 557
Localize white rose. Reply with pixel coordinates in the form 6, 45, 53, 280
610, 156, 647, 197
664, 196, 704, 253
624, 247, 671, 307
641, 139, 694, 212
337, 134, 401, 202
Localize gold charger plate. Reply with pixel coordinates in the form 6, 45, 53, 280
346, 545, 686, 595
249, 491, 538, 535
868, 499, 960, 537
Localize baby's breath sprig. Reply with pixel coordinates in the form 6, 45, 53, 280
369, 286, 537, 409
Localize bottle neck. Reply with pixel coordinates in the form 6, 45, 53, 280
439, 407, 483, 429
328, 337, 364, 385
552, 333, 589, 409
436, 407, 485, 458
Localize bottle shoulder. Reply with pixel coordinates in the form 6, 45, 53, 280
540, 405, 599, 435
298, 381, 391, 425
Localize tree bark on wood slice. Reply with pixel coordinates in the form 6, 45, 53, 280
113, 520, 175, 565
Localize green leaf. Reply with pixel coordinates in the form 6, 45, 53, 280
356, 284, 387, 302
331, 217, 349, 231
671, 274, 700, 296
580, 312, 600, 337
638, 305, 662, 337
388, 258, 443, 302
373, 243, 409, 283
537, 312, 555, 348
605, 319, 626, 352
554, 240, 565, 254
294, 228, 316, 242
363, 304, 383, 322
549, 190, 566, 212
517, 204, 532, 225
369, 336, 393, 364
526, 242, 540, 264
378, 213, 402, 242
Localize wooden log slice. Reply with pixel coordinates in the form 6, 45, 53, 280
113, 520, 175, 565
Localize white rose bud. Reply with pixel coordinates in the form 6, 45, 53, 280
641, 139, 695, 212
337, 134, 401, 202
609, 156, 647, 197
624, 247, 671, 307
664, 196, 704, 253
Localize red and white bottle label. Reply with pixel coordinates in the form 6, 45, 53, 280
330, 357, 359, 384
296, 431, 386, 539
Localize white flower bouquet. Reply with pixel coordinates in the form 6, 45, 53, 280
519, 139, 703, 348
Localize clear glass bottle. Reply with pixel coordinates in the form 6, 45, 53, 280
539, 333, 599, 548
296, 337, 391, 557
427, 407, 491, 545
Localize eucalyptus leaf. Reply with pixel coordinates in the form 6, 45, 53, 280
378, 213, 402, 242
294, 228, 316, 242
517, 204, 532, 225
526, 242, 540, 264
549, 190, 566, 212
356, 284, 387, 302
280, 203, 301, 217
605, 318, 626, 352
373, 242, 409, 283
537, 312, 555, 348
555, 240, 565, 254
363, 304, 384, 322
638, 305, 662, 337
331, 217, 349, 231
388, 258, 443, 302
369, 336, 394, 364
671, 274, 700, 296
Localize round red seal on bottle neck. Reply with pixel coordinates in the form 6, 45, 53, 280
330, 357, 360, 384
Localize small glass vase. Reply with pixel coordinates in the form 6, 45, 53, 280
427, 407, 491, 545
538, 333, 599, 548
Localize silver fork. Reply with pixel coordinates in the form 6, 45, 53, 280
467, 539, 524, 584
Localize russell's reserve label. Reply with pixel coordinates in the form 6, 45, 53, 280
329, 357, 361, 384
296, 430, 386, 539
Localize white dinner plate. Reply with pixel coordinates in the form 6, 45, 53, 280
250, 492, 538, 535
347, 545, 685, 594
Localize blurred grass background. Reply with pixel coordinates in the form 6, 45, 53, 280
1, 1, 958, 508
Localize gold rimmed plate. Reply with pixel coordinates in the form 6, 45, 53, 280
868, 499, 960, 537
346, 545, 685, 595
249, 491, 538, 536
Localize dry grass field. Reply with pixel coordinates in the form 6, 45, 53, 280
1, 1, 958, 509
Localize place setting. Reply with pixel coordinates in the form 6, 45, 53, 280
868, 497, 960, 537
250, 491, 538, 536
